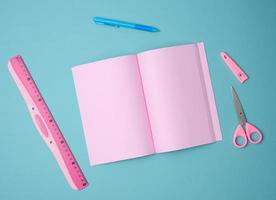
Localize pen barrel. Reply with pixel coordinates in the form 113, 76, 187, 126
134, 24, 157, 32
93, 17, 159, 32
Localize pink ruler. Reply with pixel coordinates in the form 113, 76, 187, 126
8, 55, 89, 190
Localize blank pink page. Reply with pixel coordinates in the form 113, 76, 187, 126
137, 43, 222, 153
72, 55, 154, 165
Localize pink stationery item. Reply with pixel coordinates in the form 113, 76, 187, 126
220, 52, 248, 83
72, 42, 222, 166
8, 55, 88, 190
231, 86, 263, 148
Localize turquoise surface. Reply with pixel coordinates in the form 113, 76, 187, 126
1, 0, 276, 199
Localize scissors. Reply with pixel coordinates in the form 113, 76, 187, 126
231, 86, 263, 148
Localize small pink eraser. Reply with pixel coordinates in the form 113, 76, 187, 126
220, 52, 248, 83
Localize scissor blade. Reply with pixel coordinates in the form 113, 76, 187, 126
231, 86, 247, 126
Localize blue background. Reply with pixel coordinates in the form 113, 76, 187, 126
1, 0, 275, 199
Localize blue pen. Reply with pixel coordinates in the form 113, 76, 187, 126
93, 17, 159, 32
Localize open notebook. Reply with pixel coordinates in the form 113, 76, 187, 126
72, 42, 222, 166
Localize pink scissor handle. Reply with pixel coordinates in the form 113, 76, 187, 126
233, 124, 248, 148
246, 122, 263, 144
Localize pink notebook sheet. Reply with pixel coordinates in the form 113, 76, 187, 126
72, 42, 222, 166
